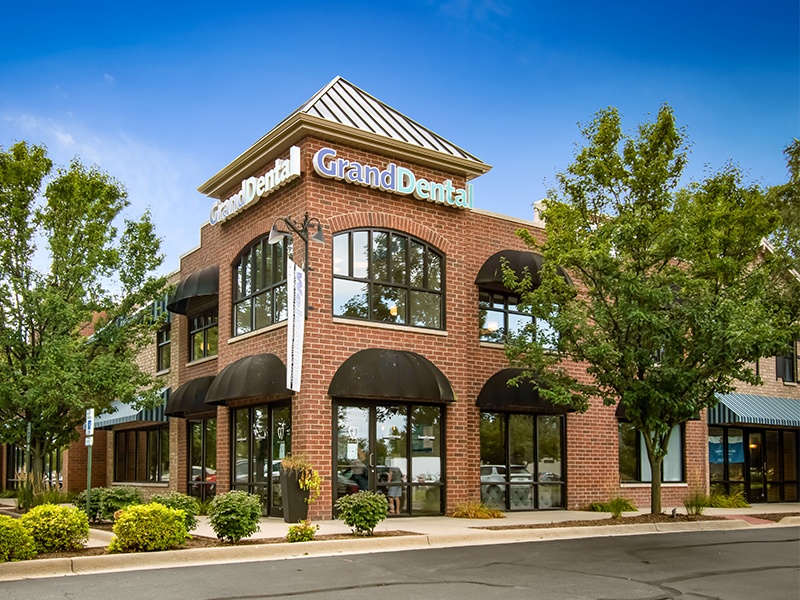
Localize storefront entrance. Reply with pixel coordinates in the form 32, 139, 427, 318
231, 402, 291, 517
335, 403, 444, 516
709, 426, 798, 503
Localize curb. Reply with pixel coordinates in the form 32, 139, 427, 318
0, 518, 795, 582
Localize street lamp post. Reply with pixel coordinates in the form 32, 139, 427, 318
267, 212, 325, 318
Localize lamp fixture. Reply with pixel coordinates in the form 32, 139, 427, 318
267, 212, 326, 318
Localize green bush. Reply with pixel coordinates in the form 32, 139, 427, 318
286, 520, 319, 543
74, 487, 144, 522
588, 497, 637, 519
31, 489, 71, 507
108, 503, 187, 553
208, 491, 262, 543
683, 492, 709, 516
197, 498, 213, 516
73, 488, 103, 522
20, 504, 89, 553
335, 491, 388, 536
149, 492, 200, 531
0, 515, 36, 562
451, 501, 506, 519
100, 487, 144, 521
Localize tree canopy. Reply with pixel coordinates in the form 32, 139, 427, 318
0, 141, 167, 484
504, 106, 800, 513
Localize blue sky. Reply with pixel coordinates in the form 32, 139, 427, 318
1, 1, 797, 274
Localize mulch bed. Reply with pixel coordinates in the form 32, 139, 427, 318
477, 512, 800, 530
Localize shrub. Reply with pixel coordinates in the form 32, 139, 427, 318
99, 487, 144, 521
683, 492, 709, 516
208, 491, 262, 543
20, 504, 89, 553
73, 488, 103, 522
709, 491, 750, 509
31, 489, 71, 507
0, 515, 36, 562
149, 492, 200, 531
451, 501, 506, 519
197, 498, 213, 516
335, 491, 388, 536
588, 497, 637, 519
286, 520, 319, 543
108, 503, 187, 553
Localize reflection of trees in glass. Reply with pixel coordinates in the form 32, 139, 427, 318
509, 414, 534, 466
618, 422, 637, 482
333, 230, 443, 328
537, 416, 562, 461
480, 413, 505, 465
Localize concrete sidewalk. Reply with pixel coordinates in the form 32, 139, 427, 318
1, 499, 798, 582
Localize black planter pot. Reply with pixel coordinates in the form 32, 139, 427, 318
280, 468, 310, 523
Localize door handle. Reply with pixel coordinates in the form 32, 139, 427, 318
369, 453, 375, 468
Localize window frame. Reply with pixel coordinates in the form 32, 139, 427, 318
189, 309, 218, 362
231, 236, 291, 337
113, 425, 169, 483
332, 228, 445, 330
618, 422, 685, 483
156, 326, 171, 372
776, 340, 798, 383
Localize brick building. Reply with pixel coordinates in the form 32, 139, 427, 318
4, 77, 797, 514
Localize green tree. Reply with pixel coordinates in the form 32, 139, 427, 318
504, 106, 800, 514
0, 141, 166, 494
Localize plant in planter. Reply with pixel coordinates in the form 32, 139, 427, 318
280, 454, 322, 523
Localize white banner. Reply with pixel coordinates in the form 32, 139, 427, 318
286, 260, 306, 392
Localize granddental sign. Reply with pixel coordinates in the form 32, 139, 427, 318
312, 147, 474, 209
209, 146, 301, 225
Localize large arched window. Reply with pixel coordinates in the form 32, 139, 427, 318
332, 229, 444, 329
232, 237, 291, 336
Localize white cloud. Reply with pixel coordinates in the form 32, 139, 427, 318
0, 112, 207, 275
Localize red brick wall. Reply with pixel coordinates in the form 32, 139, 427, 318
157, 135, 713, 518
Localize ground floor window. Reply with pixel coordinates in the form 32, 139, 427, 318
479, 412, 565, 510
335, 403, 444, 516
4, 445, 63, 489
619, 423, 684, 483
709, 426, 798, 502
114, 426, 169, 483
231, 402, 291, 516
189, 418, 217, 501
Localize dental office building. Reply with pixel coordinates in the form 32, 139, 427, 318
6, 77, 797, 517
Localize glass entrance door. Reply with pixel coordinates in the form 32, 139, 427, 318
335, 403, 443, 516
748, 432, 766, 502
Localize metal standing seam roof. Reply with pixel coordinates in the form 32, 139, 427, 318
708, 393, 800, 428
293, 76, 483, 164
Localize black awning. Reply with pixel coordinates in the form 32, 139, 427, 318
477, 368, 574, 414
474, 250, 571, 292
206, 353, 292, 405
165, 376, 216, 417
167, 265, 220, 315
328, 349, 455, 403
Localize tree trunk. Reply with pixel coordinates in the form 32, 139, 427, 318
647, 452, 664, 515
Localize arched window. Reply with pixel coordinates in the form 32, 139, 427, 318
232, 237, 291, 336
332, 229, 444, 329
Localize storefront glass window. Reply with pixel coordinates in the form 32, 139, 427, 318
114, 426, 169, 483
333, 230, 444, 330
189, 419, 217, 501
233, 236, 290, 336
480, 412, 565, 510
618, 423, 683, 483
156, 327, 170, 371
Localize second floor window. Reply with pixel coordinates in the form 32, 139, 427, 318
479, 290, 555, 347
333, 229, 444, 329
233, 237, 290, 336
156, 327, 171, 371
776, 341, 798, 383
190, 309, 218, 361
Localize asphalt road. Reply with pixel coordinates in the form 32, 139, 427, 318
1, 528, 798, 600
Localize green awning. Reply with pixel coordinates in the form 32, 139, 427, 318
708, 393, 800, 428
94, 390, 170, 429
